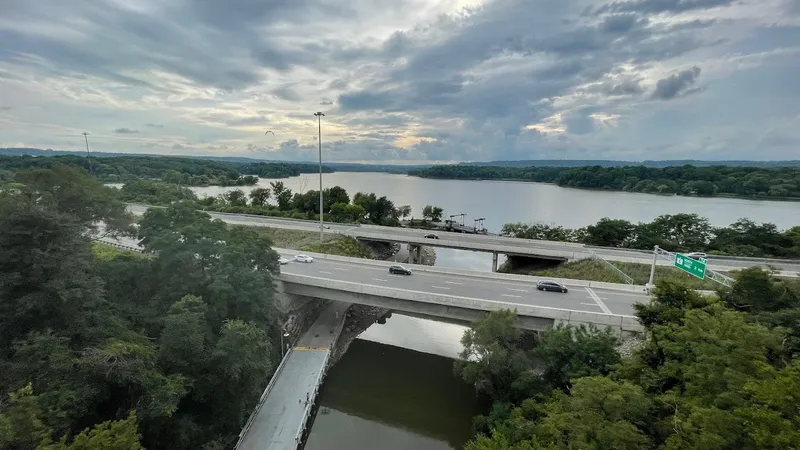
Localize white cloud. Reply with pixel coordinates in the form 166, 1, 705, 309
1, 0, 798, 162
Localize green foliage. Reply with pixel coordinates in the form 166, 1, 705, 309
1, 168, 284, 449
0, 154, 327, 186
422, 204, 444, 222
532, 325, 621, 390
410, 164, 800, 199
468, 271, 800, 450
39, 411, 144, 450
119, 180, 197, 205
501, 213, 799, 257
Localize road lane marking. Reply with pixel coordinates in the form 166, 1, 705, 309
581, 302, 600, 307
372, 278, 388, 282
508, 288, 529, 293
443, 281, 463, 285
334, 267, 350, 271
502, 294, 521, 298
585, 287, 612, 315
319, 271, 333, 275
431, 285, 451, 290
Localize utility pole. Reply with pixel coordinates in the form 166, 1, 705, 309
647, 245, 659, 292
314, 112, 325, 243
82, 132, 93, 174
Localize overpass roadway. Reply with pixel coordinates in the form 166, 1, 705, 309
95, 235, 646, 333
124, 203, 800, 275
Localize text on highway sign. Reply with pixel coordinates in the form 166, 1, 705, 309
674, 252, 707, 279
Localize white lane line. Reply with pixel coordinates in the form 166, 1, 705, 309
388, 274, 406, 278
372, 278, 388, 282
319, 271, 333, 275
334, 267, 350, 271
585, 287, 613, 315
508, 288, 529, 293
580, 302, 600, 307
502, 294, 521, 298
431, 285, 451, 290
443, 281, 463, 285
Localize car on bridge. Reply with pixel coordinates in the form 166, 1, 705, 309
278, 257, 289, 265
687, 252, 708, 260
389, 264, 412, 275
295, 254, 314, 263
536, 279, 568, 293
424, 233, 439, 239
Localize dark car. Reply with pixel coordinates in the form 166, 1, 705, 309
424, 233, 439, 239
686, 252, 707, 261
536, 279, 568, 293
389, 264, 412, 275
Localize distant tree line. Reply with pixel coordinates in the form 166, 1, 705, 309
1, 166, 284, 449
409, 164, 800, 199
460, 271, 800, 449
116, 179, 414, 227
0, 155, 331, 187
502, 213, 800, 258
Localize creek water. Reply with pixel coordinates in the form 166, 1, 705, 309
303, 314, 481, 450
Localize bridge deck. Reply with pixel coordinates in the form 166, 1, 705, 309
236, 303, 349, 450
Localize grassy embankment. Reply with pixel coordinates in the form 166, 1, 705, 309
247, 226, 373, 258
506, 258, 726, 290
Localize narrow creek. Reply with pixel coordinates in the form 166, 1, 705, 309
303, 314, 483, 450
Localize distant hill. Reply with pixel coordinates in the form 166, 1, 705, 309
3, 148, 798, 171
462, 159, 800, 168
0, 147, 432, 173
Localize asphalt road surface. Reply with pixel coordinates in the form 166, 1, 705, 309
279, 254, 647, 317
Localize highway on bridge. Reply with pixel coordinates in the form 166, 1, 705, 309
103, 232, 646, 318
124, 203, 800, 275
279, 255, 645, 317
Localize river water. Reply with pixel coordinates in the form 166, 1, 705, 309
181, 172, 800, 273
304, 314, 480, 450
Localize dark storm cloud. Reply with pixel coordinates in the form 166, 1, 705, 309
114, 128, 139, 134
145, 123, 164, 128
272, 86, 302, 102
0, 0, 360, 92
593, 0, 736, 15
651, 66, 702, 99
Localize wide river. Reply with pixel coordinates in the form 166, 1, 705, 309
184, 172, 800, 272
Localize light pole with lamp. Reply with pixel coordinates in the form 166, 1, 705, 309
82, 132, 93, 174
314, 112, 325, 243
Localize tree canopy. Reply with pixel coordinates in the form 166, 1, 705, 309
0, 167, 283, 449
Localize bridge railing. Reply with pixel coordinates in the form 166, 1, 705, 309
653, 247, 734, 288
234, 348, 295, 450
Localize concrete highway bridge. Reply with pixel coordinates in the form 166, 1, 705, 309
124, 203, 800, 277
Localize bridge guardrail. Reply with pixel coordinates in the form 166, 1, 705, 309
234, 347, 295, 449
272, 247, 646, 293
280, 273, 644, 333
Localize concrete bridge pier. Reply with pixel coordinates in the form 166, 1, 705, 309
492, 252, 498, 272
408, 243, 421, 264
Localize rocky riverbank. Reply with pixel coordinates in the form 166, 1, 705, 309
329, 304, 390, 366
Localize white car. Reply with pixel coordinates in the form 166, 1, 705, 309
295, 254, 314, 263
278, 257, 289, 265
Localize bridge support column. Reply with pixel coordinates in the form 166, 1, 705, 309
492, 252, 498, 272
408, 243, 415, 264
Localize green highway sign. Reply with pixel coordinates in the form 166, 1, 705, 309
674, 253, 707, 279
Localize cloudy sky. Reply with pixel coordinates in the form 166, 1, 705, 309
1, 0, 798, 163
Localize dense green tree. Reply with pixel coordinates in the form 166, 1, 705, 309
248, 188, 270, 207
223, 190, 247, 207
119, 180, 197, 206
329, 202, 366, 223
396, 205, 412, 220
422, 205, 444, 222
354, 192, 398, 225
532, 325, 620, 390
584, 218, 635, 247
324, 186, 349, 211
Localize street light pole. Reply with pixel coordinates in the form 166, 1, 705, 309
314, 112, 325, 243
647, 245, 659, 292
82, 132, 93, 174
